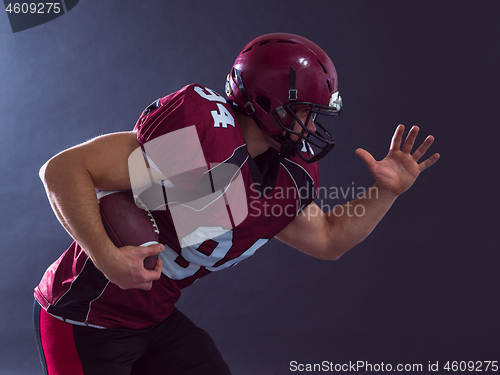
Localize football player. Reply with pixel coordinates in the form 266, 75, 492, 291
34, 33, 439, 374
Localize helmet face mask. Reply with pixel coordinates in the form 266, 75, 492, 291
226, 33, 343, 163
272, 98, 342, 163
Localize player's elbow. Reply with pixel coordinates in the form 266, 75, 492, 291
325, 251, 343, 261
320, 249, 343, 261
308, 244, 345, 261
315, 253, 341, 261
39, 155, 62, 188
39, 160, 49, 184
39, 149, 84, 189
314, 242, 357, 261
39, 153, 65, 187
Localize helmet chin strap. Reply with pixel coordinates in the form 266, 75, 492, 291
271, 66, 301, 158
277, 66, 301, 158
273, 133, 299, 158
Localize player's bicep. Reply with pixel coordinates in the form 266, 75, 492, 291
82, 132, 142, 191
275, 202, 333, 260
44, 131, 141, 192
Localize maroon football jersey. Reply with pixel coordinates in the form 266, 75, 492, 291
35, 84, 319, 329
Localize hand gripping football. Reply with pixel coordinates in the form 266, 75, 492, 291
98, 191, 160, 270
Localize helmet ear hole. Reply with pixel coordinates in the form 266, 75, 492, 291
256, 96, 271, 112
231, 68, 237, 81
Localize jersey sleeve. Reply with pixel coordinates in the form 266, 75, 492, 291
131, 84, 246, 210
134, 84, 244, 162
134, 84, 209, 148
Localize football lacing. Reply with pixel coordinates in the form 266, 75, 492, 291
134, 195, 160, 235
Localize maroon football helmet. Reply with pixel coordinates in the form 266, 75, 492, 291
226, 33, 342, 162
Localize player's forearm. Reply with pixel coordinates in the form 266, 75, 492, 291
39, 151, 116, 267
324, 183, 398, 258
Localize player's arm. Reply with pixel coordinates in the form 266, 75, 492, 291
276, 125, 440, 260
276, 188, 396, 260
39, 131, 164, 290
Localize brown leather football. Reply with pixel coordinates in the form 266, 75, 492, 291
98, 191, 159, 271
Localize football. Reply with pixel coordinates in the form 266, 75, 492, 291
98, 190, 160, 271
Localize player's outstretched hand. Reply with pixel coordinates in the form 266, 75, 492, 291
98, 243, 164, 291
355, 125, 440, 196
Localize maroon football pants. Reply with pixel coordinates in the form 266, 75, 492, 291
33, 301, 231, 375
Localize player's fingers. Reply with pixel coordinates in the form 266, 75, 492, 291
389, 124, 405, 151
135, 243, 162, 271
142, 251, 162, 271
401, 126, 419, 154
153, 243, 164, 254
151, 258, 162, 276
138, 259, 162, 286
356, 148, 377, 167
418, 152, 440, 172
141, 243, 164, 256
412, 135, 435, 162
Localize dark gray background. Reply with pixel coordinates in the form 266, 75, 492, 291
1, 1, 499, 374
